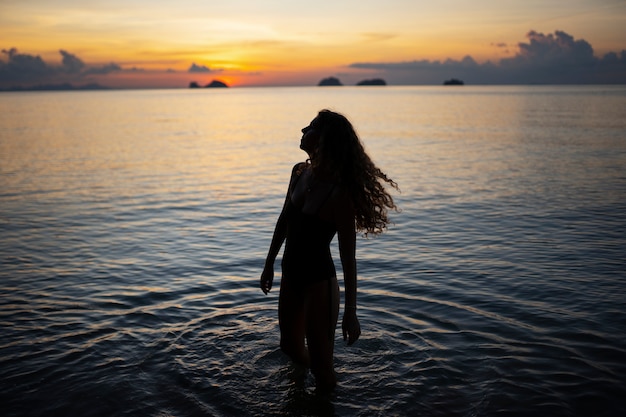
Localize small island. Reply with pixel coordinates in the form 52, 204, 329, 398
318, 77, 343, 86
443, 78, 464, 86
189, 80, 229, 88
356, 78, 387, 86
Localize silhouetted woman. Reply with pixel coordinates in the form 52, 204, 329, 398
260, 109, 398, 392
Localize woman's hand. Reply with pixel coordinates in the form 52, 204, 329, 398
342, 308, 361, 345
260, 265, 274, 295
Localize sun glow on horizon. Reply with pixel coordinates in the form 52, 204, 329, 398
1, 0, 625, 88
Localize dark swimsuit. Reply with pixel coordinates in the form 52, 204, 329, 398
281, 174, 337, 290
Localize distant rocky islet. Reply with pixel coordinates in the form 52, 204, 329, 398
187, 77, 465, 88
189, 80, 229, 88
318, 77, 387, 86
187, 77, 390, 88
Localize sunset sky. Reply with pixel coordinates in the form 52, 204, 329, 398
1, 0, 625, 88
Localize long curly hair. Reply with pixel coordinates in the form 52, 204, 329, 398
310, 109, 398, 236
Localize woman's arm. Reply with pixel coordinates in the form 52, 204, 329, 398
336, 192, 361, 345
260, 163, 303, 294
259, 208, 287, 294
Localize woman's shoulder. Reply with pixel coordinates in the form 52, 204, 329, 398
287, 162, 309, 191
291, 161, 309, 176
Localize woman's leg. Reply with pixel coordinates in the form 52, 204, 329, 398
305, 276, 340, 391
278, 277, 310, 367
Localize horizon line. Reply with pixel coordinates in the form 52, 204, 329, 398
3, 82, 626, 92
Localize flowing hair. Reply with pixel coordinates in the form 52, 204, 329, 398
310, 109, 398, 236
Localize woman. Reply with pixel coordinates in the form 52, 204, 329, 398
260, 109, 398, 392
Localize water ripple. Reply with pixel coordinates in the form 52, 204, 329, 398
2, 87, 626, 416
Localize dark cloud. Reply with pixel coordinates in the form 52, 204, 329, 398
188, 63, 215, 73
350, 30, 626, 84
502, 30, 594, 68
0, 48, 122, 87
60, 50, 85, 73
84, 62, 122, 75
1, 48, 52, 82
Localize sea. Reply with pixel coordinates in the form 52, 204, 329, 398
1, 85, 625, 417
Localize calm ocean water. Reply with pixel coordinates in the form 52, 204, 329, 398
1, 86, 625, 416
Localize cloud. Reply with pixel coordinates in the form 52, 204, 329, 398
502, 30, 594, 68
1, 48, 52, 82
60, 50, 85, 73
84, 62, 122, 75
350, 30, 626, 84
0, 48, 122, 87
361, 32, 398, 43
188, 63, 215, 73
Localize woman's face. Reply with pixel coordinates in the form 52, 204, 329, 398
300, 117, 321, 155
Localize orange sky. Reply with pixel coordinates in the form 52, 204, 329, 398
1, 0, 625, 87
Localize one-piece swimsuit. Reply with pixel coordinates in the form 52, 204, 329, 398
281, 174, 337, 289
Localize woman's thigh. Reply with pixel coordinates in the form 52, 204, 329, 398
278, 277, 306, 344
304, 277, 339, 370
